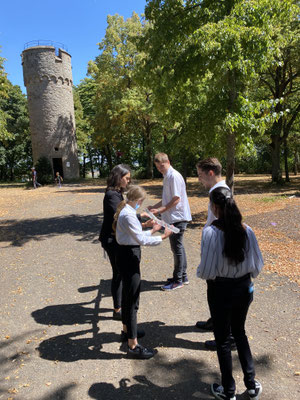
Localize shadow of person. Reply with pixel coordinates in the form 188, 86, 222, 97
36, 328, 125, 362
88, 360, 213, 399
136, 320, 211, 352
31, 303, 112, 326
89, 374, 254, 400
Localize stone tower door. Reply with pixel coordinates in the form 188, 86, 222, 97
53, 158, 63, 178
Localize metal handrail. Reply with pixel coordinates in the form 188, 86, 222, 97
24, 40, 69, 53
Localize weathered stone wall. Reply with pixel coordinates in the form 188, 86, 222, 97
22, 46, 79, 179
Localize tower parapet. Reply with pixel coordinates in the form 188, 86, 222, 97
21, 43, 79, 180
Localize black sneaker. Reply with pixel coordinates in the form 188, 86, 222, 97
121, 329, 145, 342
196, 318, 213, 331
205, 339, 237, 351
127, 344, 156, 359
167, 276, 189, 285
113, 310, 122, 321
211, 383, 236, 400
161, 281, 183, 291
248, 380, 262, 400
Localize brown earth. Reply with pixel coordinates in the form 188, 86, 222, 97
0, 175, 299, 400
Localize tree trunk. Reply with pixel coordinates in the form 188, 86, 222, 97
226, 131, 236, 192
105, 145, 113, 171
294, 150, 299, 175
283, 138, 290, 182
145, 121, 153, 179
82, 156, 86, 179
88, 148, 94, 178
270, 134, 282, 183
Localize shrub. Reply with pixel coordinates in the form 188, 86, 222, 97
35, 156, 53, 184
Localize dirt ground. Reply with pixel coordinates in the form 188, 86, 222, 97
0, 175, 299, 400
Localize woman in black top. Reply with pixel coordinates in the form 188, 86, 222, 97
99, 164, 131, 320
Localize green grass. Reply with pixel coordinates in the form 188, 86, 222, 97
256, 195, 287, 203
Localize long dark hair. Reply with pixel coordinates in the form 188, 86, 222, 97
106, 164, 131, 193
210, 187, 247, 264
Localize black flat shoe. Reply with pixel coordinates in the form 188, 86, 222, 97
196, 319, 214, 331
121, 329, 145, 342
113, 310, 122, 321
127, 344, 156, 359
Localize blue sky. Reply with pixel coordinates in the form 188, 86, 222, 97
0, 0, 147, 93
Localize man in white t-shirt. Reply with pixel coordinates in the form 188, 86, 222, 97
196, 157, 236, 351
149, 153, 192, 291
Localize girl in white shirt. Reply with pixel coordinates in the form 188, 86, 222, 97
197, 187, 263, 400
115, 185, 171, 359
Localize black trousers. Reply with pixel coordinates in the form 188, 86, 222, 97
116, 245, 141, 339
207, 274, 256, 397
102, 240, 122, 310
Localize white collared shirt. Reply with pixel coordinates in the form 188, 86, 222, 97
197, 224, 264, 280
116, 204, 162, 246
205, 180, 230, 227
162, 166, 192, 224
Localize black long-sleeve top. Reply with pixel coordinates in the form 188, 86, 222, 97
99, 189, 123, 245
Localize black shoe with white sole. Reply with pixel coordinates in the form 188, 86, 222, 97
127, 344, 156, 359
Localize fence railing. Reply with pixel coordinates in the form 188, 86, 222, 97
24, 40, 69, 54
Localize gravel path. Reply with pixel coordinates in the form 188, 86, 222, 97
0, 183, 299, 400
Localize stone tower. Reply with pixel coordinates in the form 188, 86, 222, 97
21, 41, 79, 179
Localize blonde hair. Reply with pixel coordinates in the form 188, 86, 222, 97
112, 185, 146, 232
154, 152, 169, 163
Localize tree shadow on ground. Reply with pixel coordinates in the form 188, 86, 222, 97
187, 175, 300, 197
0, 213, 102, 247
36, 383, 77, 400
55, 187, 106, 195
140, 175, 300, 199
0, 330, 42, 397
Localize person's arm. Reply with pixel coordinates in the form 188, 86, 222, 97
105, 191, 122, 219
151, 196, 180, 215
148, 200, 162, 214
196, 227, 218, 280
247, 227, 264, 278
125, 214, 164, 246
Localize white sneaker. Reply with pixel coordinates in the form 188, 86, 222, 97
248, 380, 262, 400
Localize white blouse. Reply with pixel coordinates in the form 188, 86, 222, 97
197, 225, 264, 280
116, 204, 162, 246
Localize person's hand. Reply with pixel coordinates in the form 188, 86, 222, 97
143, 219, 155, 228
161, 226, 173, 239
140, 211, 149, 219
149, 208, 159, 215
151, 222, 162, 233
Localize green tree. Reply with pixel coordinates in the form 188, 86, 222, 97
35, 156, 53, 184
89, 13, 164, 177
0, 48, 10, 140
143, 0, 299, 187
0, 83, 30, 181
256, 7, 300, 182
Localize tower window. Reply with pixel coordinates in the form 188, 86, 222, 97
54, 147, 59, 152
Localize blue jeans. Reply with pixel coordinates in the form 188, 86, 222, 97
169, 221, 188, 282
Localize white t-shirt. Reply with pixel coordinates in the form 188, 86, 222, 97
162, 166, 192, 224
205, 180, 230, 227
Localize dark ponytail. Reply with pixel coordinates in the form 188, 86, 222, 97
210, 187, 247, 264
